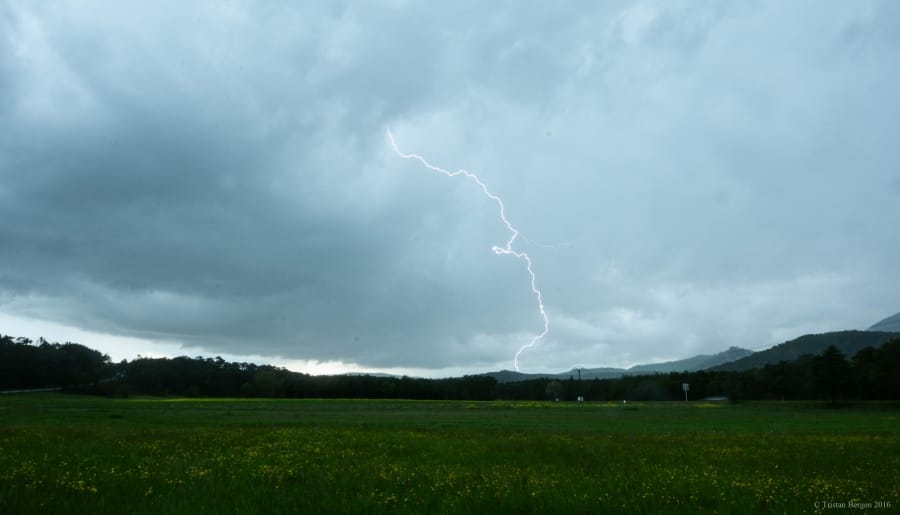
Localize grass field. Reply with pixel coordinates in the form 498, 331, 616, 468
1, 394, 898, 514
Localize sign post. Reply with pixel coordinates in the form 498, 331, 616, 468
682, 383, 689, 402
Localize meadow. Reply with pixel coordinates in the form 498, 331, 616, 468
1, 394, 897, 514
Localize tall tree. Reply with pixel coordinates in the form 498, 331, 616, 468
813, 346, 850, 403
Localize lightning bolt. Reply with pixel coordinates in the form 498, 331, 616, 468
387, 129, 549, 371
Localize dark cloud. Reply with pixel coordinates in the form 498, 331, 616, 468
1, 1, 898, 372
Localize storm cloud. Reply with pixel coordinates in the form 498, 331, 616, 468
2, 1, 899, 373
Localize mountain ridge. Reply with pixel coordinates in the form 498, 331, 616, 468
485, 346, 753, 383
709, 330, 899, 372
868, 311, 900, 333
486, 311, 900, 383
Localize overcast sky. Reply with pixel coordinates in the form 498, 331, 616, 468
2, 1, 898, 376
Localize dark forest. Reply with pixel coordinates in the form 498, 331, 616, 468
2, 334, 898, 402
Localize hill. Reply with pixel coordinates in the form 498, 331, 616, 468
628, 346, 753, 373
484, 368, 627, 383
709, 330, 898, 372
868, 312, 900, 333
485, 346, 754, 383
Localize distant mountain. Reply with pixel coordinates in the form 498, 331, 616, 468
486, 326, 900, 383
483, 370, 558, 383
709, 330, 898, 372
344, 372, 399, 378
628, 347, 753, 373
868, 312, 900, 333
484, 368, 627, 383
484, 346, 754, 383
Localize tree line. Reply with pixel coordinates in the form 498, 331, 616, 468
2, 334, 898, 401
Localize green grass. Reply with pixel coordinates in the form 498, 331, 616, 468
1, 395, 898, 514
